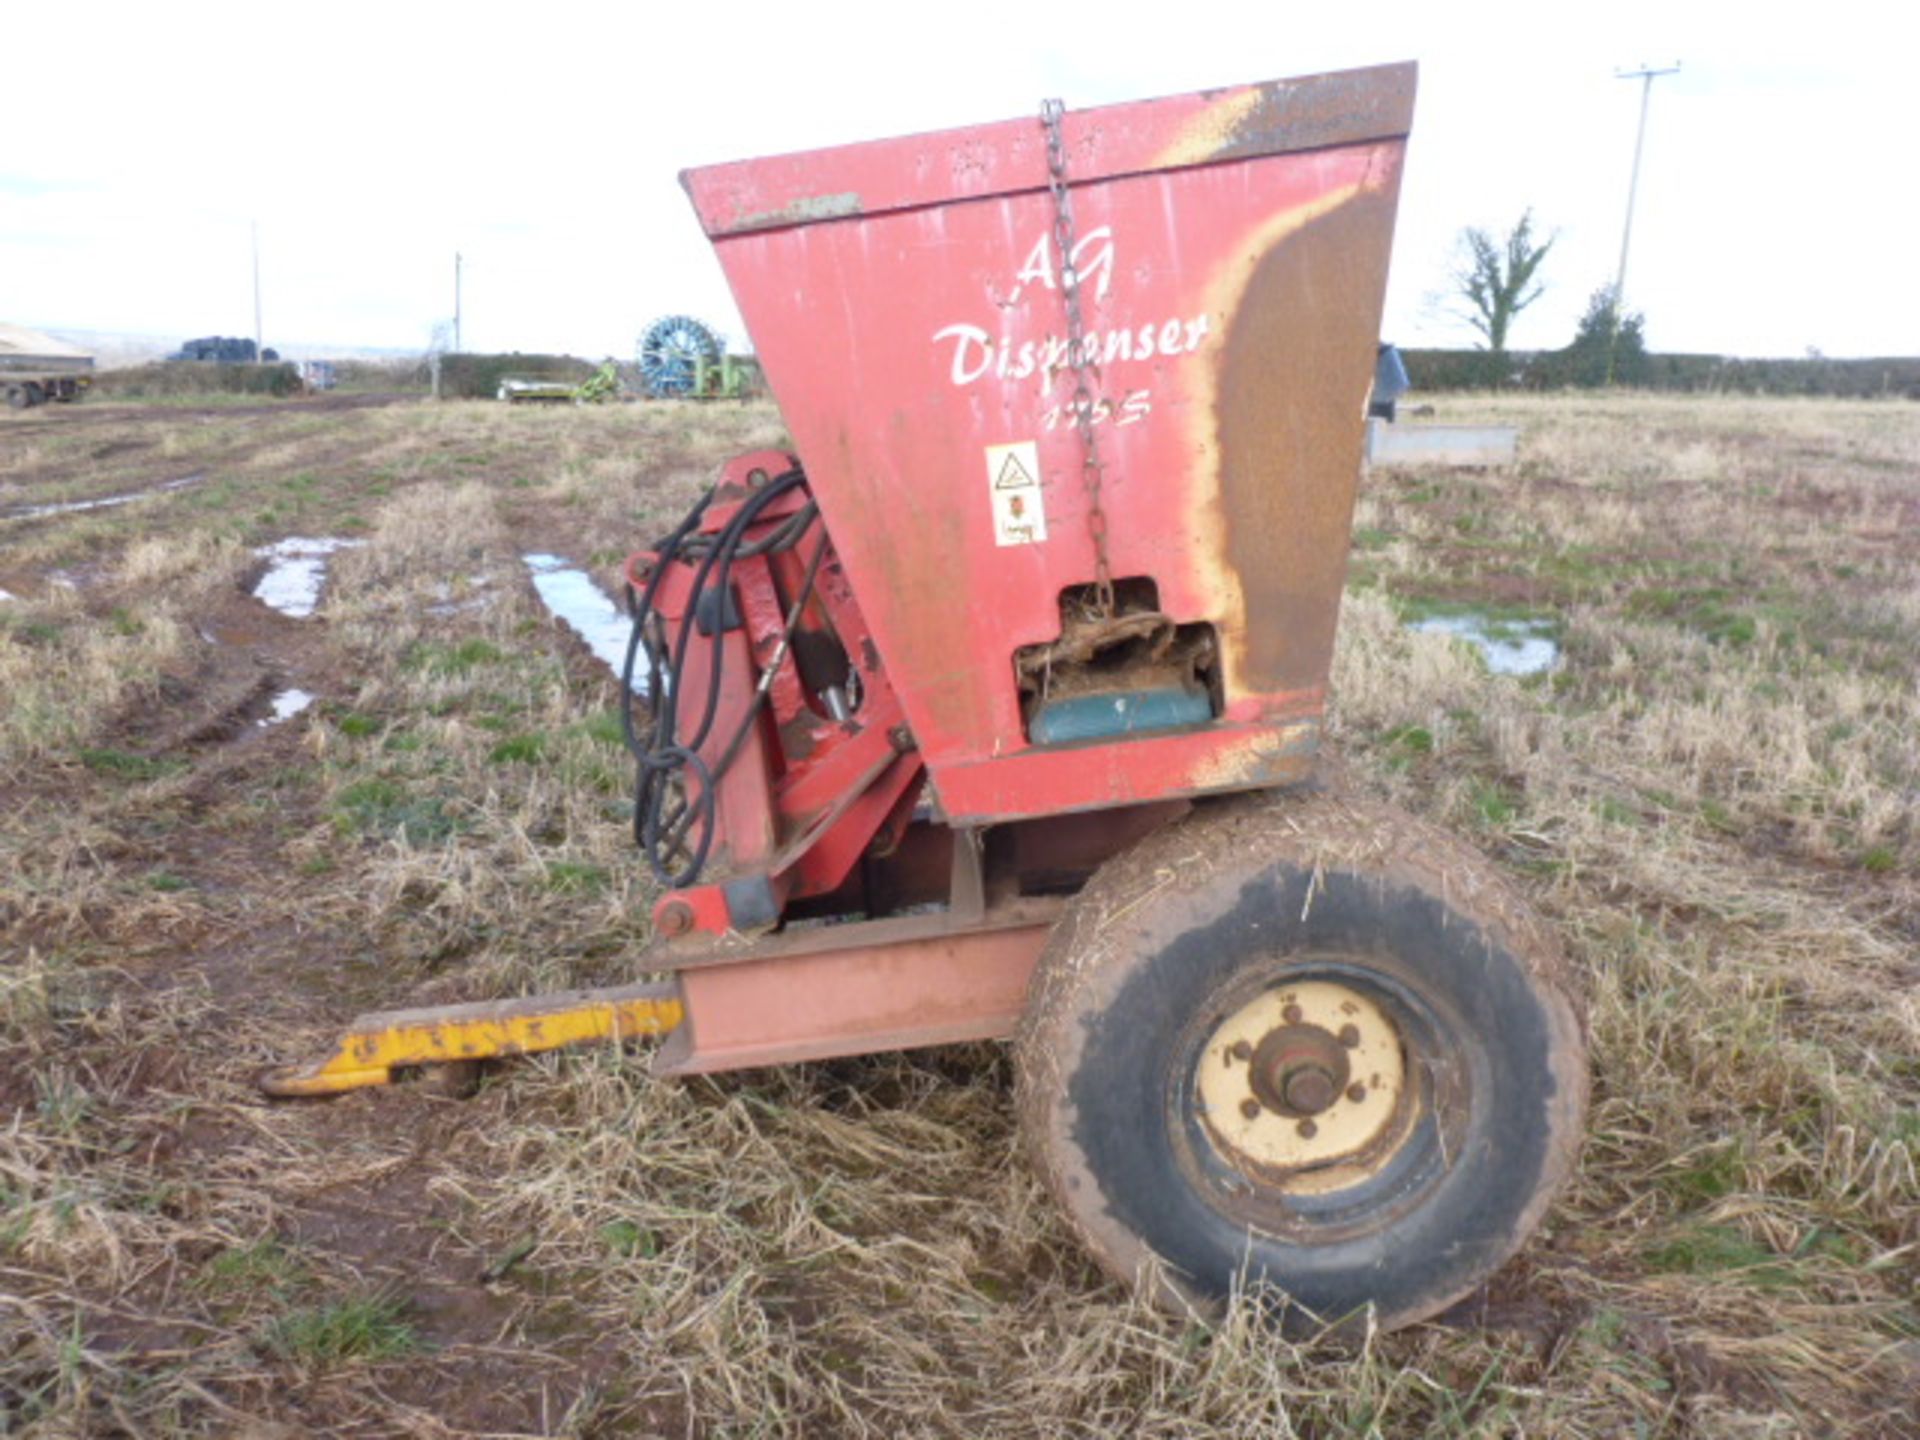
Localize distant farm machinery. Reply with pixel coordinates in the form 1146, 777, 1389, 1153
636, 315, 762, 399
497, 361, 621, 404
489, 320, 764, 405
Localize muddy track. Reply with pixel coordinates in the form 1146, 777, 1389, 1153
0, 389, 411, 435
0, 396, 417, 512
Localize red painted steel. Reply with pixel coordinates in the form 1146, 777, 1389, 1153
633, 66, 1415, 1064
683, 64, 1415, 825
630, 452, 927, 937
685, 66, 1416, 238
654, 918, 1055, 1074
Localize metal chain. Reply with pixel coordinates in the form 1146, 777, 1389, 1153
1040, 98, 1116, 620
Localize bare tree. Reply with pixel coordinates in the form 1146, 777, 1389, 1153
1453, 211, 1554, 355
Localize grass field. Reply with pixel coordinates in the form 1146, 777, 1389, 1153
1, 391, 1915, 1437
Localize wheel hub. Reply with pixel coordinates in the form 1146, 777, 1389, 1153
1248, 1024, 1351, 1117
1196, 979, 1407, 1183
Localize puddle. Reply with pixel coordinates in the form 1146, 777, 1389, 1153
259, 688, 316, 726
523, 553, 643, 690
2, 473, 204, 521
253, 536, 362, 618
1408, 614, 1559, 677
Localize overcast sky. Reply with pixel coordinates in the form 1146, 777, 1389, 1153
8, 1, 1914, 361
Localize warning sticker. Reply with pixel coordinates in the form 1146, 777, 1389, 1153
985, 441, 1047, 547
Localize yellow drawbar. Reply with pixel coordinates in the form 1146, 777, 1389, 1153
259, 981, 684, 1097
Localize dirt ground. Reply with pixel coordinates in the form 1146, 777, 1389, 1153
1, 391, 1916, 1437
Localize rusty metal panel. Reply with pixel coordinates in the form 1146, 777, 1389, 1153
685, 64, 1413, 825
654, 923, 1052, 1074
683, 65, 1416, 237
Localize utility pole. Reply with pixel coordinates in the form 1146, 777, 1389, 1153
252, 221, 264, 362
1614, 63, 1679, 308
1610, 63, 1678, 383
453, 252, 463, 354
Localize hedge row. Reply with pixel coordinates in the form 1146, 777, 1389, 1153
435, 353, 594, 400
93, 362, 304, 398
1401, 349, 1920, 398
330, 359, 431, 392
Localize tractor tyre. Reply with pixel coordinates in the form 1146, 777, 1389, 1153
1014, 779, 1586, 1335
5, 385, 28, 410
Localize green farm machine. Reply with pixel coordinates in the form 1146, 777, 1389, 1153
636, 314, 763, 400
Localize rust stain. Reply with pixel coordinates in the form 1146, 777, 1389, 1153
1180, 179, 1377, 699
1155, 90, 1266, 169
729, 190, 864, 234
1185, 721, 1318, 792
1211, 180, 1396, 694
1154, 65, 1415, 171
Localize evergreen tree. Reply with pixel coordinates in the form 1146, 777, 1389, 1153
1561, 286, 1649, 387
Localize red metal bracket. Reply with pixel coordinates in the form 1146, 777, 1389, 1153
636, 459, 925, 938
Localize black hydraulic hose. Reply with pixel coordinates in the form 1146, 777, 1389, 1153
620, 485, 715, 759
636, 505, 792, 882
640, 745, 716, 886
663, 471, 806, 760
622, 470, 810, 887
676, 499, 816, 560
631, 497, 817, 763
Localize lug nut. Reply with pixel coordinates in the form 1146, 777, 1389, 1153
1229, 1040, 1253, 1061
1346, 1082, 1367, 1103
1282, 1003, 1304, 1024
1296, 1119, 1318, 1139
1337, 1024, 1361, 1048
1239, 1098, 1262, 1120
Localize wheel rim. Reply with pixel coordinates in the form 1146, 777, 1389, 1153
1168, 955, 1474, 1241
1194, 979, 1408, 1193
